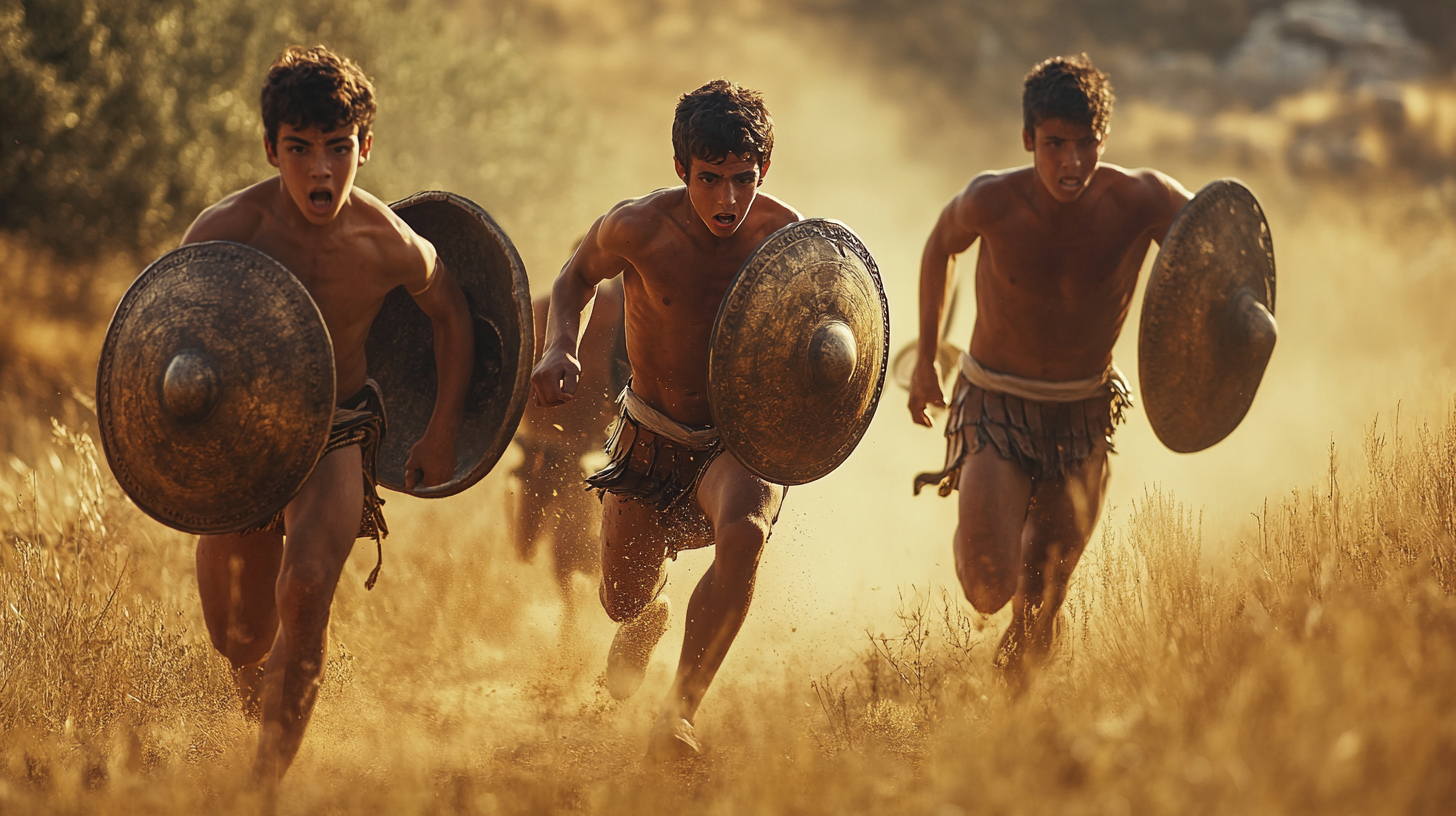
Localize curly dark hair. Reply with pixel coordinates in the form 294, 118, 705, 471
1022, 54, 1115, 138
260, 45, 377, 148
672, 79, 774, 174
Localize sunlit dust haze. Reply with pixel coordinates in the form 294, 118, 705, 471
5, 0, 1456, 813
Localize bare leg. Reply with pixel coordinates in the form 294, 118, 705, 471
998, 452, 1109, 680
661, 454, 784, 729
252, 445, 362, 787
599, 494, 675, 699
953, 433, 1034, 614
552, 486, 601, 621
197, 529, 284, 716
513, 447, 551, 562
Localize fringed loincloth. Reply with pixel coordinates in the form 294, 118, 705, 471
242, 379, 391, 588
586, 387, 720, 556
913, 354, 1131, 497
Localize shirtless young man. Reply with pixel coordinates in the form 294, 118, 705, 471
909, 56, 1191, 679
531, 80, 800, 759
181, 46, 474, 784
513, 278, 628, 614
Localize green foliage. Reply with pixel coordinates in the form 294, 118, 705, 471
0, 0, 576, 259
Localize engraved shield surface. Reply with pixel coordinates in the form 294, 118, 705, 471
708, 219, 889, 485
1139, 179, 1278, 453
369, 191, 533, 496
96, 241, 335, 533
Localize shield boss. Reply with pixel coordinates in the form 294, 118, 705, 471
97, 242, 335, 533
709, 219, 889, 485
368, 191, 533, 496
1139, 179, 1277, 453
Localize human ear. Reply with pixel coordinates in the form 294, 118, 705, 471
358, 132, 373, 165
674, 156, 688, 183
1022, 128, 1035, 152
265, 136, 280, 168
757, 158, 771, 185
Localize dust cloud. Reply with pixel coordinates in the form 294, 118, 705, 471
459, 4, 1456, 690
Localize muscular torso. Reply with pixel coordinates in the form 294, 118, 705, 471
182, 179, 430, 398
964, 165, 1179, 381
608, 189, 799, 425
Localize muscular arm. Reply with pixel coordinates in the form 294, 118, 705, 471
403, 246, 475, 490
909, 181, 983, 427
531, 210, 631, 407
1142, 169, 1195, 246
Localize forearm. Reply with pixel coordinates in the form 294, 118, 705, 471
917, 240, 955, 361
545, 267, 597, 359
427, 279, 474, 436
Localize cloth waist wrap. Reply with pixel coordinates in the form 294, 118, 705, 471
241, 379, 391, 589
584, 387, 721, 555
914, 354, 1132, 496
958, 351, 1127, 404
617, 387, 722, 449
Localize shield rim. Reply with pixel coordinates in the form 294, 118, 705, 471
96, 240, 336, 533
707, 218, 890, 485
1137, 177, 1276, 453
380, 190, 534, 498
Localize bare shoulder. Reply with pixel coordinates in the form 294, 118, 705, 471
595, 187, 679, 256
1098, 164, 1192, 212
180, 179, 275, 244
749, 191, 803, 231
350, 187, 435, 291
953, 167, 1028, 228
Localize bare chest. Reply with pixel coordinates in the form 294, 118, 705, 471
245, 233, 391, 339
627, 244, 745, 328
982, 212, 1151, 297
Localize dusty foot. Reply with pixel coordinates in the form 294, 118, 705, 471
234, 660, 266, 721
605, 597, 671, 701
646, 715, 703, 762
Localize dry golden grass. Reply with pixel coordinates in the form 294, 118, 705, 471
4, 383, 1456, 813
6, 6, 1456, 813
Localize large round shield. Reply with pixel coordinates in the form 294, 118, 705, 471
708, 219, 889, 485
1139, 179, 1277, 453
97, 242, 336, 533
368, 191, 532, 496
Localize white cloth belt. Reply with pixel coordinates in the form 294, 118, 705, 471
959, 351, 1126, 403
618, 387, 721, 449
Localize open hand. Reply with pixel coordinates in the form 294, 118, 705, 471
530, 347, 581, 407
907, 356, 945, 428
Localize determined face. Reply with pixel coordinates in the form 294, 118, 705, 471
675, 153, 769, 238
266, 122, 372, 225
1023, 117, 1105, 204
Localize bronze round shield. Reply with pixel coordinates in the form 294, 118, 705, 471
1139, 179, 1278, 453
369, 191, 533, 496
96, 241, 336, 533
708, 219, 889, 485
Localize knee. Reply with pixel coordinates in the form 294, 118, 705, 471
600, 577, 652, 623
954, 538, 1016, 615
275, 559, 337, 629
715, 519, 767, 574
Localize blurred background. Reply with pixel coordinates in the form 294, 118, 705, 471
3, 1, 1456, 810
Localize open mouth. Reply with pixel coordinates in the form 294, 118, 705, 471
308, 190, 334, 212
1058, 176, 1083, 192
712, 213, 736, 228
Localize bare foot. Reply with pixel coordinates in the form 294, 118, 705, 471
605, 597, 671, 701
647, 714, 703, 762
235, 660, 266, 721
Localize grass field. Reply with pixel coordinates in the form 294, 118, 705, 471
4, 381, 1456, 814
5, 3, 1456, 813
